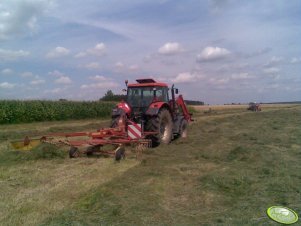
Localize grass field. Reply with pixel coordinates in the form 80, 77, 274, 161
0, 104, 300, 225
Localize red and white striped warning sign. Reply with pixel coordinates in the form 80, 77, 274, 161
128, 123, 142, 139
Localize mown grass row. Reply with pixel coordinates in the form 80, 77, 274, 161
39, 105, 301, 225
0, 100, 115, 124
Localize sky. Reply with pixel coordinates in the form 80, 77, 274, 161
0, 0, 300, 104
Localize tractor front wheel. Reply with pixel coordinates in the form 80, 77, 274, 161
147, 108, 172, 147
179, 119, 188, 138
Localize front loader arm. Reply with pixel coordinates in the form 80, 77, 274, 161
176, 95, 193, 122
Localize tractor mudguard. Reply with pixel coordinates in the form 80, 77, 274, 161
145, 107, 160, 116
113, 101, 131, 116
112, 107, 124, 117
145, 102, 169, 116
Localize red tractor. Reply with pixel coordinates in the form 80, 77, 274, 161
111, 78, 193, 146
11, 78, 193, 159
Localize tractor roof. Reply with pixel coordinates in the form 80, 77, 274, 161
128, 78, 168, 87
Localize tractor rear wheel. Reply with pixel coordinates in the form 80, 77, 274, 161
147, 108, 172, 147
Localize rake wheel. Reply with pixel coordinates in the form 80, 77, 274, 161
69, 146, 79, 158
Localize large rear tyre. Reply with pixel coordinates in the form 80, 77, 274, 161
147, 108, 172, 147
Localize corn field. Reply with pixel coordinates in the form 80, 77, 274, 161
0, 100, 115, 124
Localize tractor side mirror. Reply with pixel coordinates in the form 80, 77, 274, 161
175, 88, 179, 94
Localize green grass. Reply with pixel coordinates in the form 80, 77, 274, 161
0, 105, 300, 225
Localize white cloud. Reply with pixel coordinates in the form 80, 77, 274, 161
115, 62, 130, 72
85, 62, 101, 70
20, 71, 34, 77
0, 0, 54, 40
158, 42, 183, 55
0, 82, 15, 89
46, 46, 70, 58
208, 77, 230, 85
115, 62, 124, 68
263, 67, 280, 74
80, 82, 118, 89
75, 43, 106, 58
0, 48, 30, 61
245, 47, 272, 58
81, 76, 118, 89
55, 76, 72, 84
171, 72, 203, 83
48, 70, 72, 85
30, 79, 45, 85
231, 73, 254, 80
172, 72, 195, 83
1, 68, 13, 75
74, 52, 87, 58
197, 46, 230, 61
129, 64, 139, 71
44, 87, 65, 94
270, 56, 283, 63
87, 43, 106, 56
291, 57, 301, 64
114, 62, 139, 72
89, 75, 107, 81
48, 70, 65, 77
264, 56, 284, 66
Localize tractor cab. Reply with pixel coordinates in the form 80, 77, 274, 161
126, 79, 169, 114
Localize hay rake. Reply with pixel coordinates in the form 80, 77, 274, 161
11, 116, 153, 161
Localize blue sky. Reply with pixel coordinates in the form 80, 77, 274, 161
0, 0, 300, 104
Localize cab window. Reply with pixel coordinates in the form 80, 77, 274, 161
156, 87, 168, 102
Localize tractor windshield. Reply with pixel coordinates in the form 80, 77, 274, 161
127, 86, 168, 108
